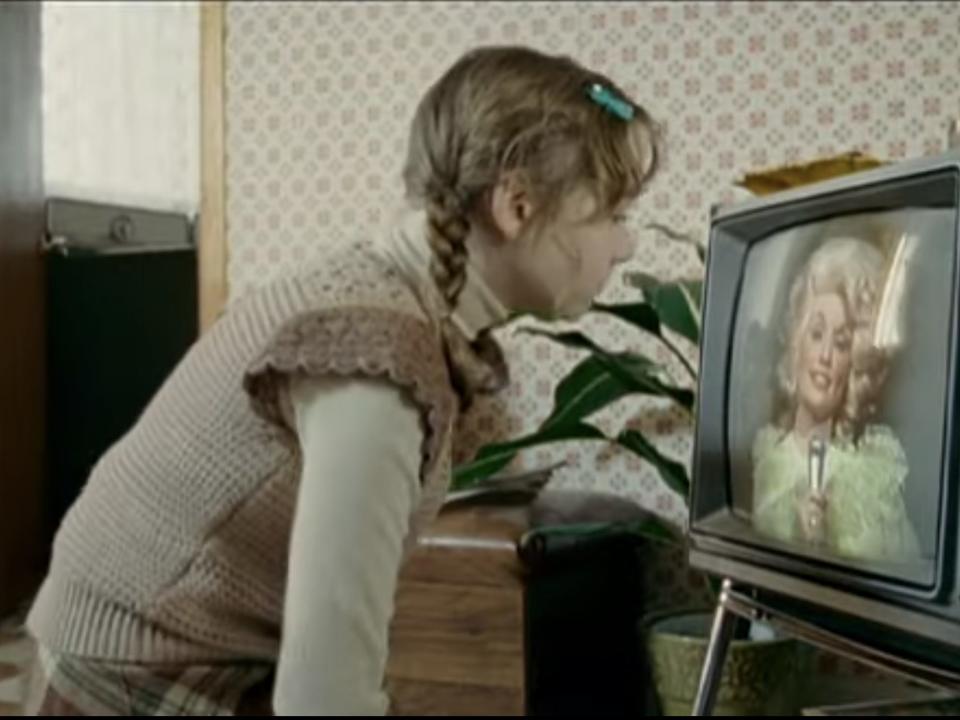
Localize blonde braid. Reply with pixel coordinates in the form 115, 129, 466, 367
425, 194, 508, 407
425, 195, 470, 307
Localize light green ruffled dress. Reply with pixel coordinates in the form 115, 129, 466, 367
752, 424, 921, 563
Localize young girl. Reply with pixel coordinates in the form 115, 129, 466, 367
24, 45, 659, 715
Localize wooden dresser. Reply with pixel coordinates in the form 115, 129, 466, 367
386, 504, 530, 716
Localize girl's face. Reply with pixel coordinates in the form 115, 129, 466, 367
510, 187, 638, 319
794, 291, 853, 423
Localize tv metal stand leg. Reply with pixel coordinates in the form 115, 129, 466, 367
692, 579, 736, 716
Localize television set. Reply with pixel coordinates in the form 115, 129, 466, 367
690, 148, 960, 672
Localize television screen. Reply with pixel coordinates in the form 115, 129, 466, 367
714, 207, 955, 588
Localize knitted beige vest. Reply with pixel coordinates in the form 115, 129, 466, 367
27, 239, 459, 663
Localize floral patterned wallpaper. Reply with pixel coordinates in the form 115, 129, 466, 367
224, 1, 959, 539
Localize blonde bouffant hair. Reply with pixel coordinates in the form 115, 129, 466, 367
402, 45, 660, 403
776, 237, 891, 442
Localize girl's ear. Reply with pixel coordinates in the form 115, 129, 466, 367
487, 169, 535, 243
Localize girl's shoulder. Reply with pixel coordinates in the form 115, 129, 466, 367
229, 238, 430, 324
301, 239, 428, 314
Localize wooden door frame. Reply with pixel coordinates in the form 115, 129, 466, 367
199, 1, 227, 332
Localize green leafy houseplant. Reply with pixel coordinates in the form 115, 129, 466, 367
452, 223, 706, 548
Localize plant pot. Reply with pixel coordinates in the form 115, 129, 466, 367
644, 611, 807, 716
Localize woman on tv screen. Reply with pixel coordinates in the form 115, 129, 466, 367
751, 236, 921, 563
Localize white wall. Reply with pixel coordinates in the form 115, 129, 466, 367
41, 1, 199, 214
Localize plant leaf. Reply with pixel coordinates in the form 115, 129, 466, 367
592, 301, 662, 336
681, 280, 703, 317
526, 328, 694, 412
452, 421, 607, 489
518, 328, 610, 356
545, 356, 634, 428
649, 282, 699, 344
623, 274, 700, 344
525, 328, 691, 409
615, 429, 691, 496
593, 300, 699, 382
601, 354, 694, 411
521, 328, 662, 371
623, 271, 662, 299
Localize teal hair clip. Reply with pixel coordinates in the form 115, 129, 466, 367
585, 82, 634, 121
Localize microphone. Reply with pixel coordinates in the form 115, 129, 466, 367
808, 436, 827, 495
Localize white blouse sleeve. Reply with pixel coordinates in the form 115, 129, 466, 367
272, 375, 424, 716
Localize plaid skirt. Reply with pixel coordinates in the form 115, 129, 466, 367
24, 645, 274, 716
